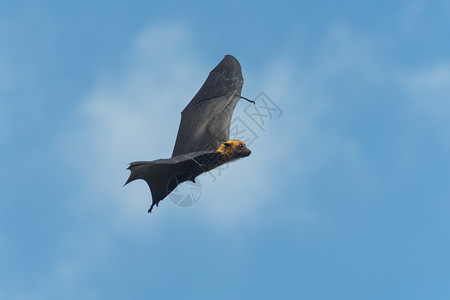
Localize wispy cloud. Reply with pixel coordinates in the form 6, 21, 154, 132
58, 23, 207, 230
58, 22, 328, 230
59, 21, 392, 231
61, 18, 450, 231
3, 1, 450, 299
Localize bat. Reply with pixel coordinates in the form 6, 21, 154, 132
125, 55, 254, 213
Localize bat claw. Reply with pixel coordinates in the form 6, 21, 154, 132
148, 203, 156, 213
239, 95, 255, 105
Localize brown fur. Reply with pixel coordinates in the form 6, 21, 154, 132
216, 140, 251, 161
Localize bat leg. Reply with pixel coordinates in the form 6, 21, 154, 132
239, 95, 255, 105
148, 203, 156, 213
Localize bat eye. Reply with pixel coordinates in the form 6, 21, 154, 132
238, 144, 243, 150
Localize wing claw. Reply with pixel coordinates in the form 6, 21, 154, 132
240, 95, 255, 105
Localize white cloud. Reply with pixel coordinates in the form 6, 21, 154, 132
60, 22, 395, 231
59, 23, 209, 231
59, 22, 325, 231
52, 17, 450, 294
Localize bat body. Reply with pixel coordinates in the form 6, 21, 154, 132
125, 55, 252, 213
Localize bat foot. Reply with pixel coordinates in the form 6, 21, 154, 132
147, 202, 159, 213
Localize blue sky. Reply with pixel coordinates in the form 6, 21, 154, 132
1, 0, 450, 299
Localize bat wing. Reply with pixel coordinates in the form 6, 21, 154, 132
125, 151, 222, 213
171, 55, 244, 157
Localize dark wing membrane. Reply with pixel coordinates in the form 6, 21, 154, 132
125, 151, 222, 212
171, 55, 243, 157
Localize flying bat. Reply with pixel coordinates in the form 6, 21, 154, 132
125, 55, 253, 213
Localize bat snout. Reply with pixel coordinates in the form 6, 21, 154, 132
241, 148, 251, 157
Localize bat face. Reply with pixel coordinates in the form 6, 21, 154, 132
216, 140, 251, 159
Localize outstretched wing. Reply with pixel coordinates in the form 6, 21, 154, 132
171, 55, 243, 157
125, 151, 222, 213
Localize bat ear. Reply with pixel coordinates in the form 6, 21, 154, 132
223, 142, 233, 147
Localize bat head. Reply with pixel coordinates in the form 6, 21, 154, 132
216, 140, 251, 160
